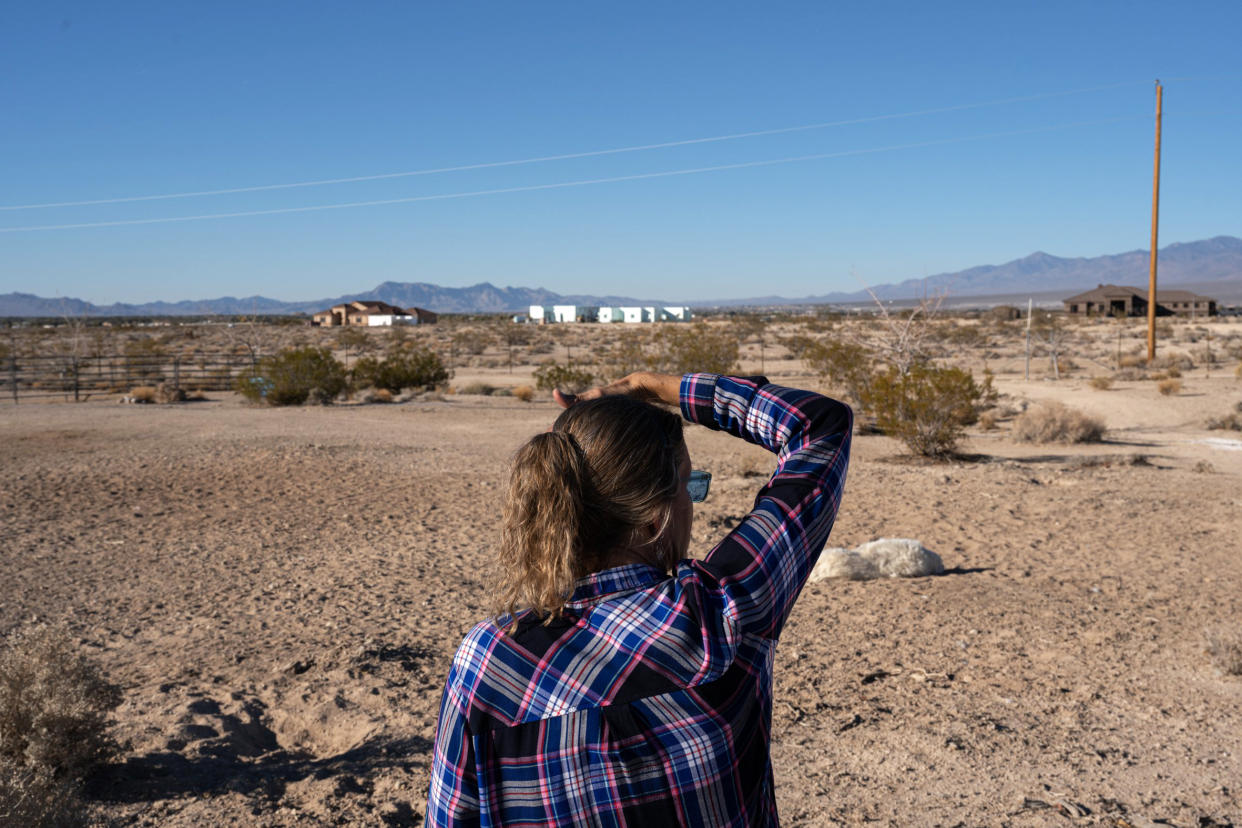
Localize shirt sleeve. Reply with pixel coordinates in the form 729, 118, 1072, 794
426, 671, 482, 827
679, 372, 852, 639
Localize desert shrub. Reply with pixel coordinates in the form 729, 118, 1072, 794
1117, 353, 1145, 369
1157, 378, 1182, 396
1012, 401, 1105, 444
648, 322, 738, 375
1206, 405, 1242, 431
533, 361, 595, 394
237, 346, 347, 405
1206, 626, 1242, 676
365, 388, 394, 404
789, 336, 874, 410
600, 332, 653, 380
127, 386, 157, 403
457, 382, 496, 396
352, 344, 449, 394
0, 766, 83, 828
0, 623, 121, 827
512, 384, 536, 402
1089, 376, 1114, 391
451, 329, 492, 356
977, 409, 999, 430
861, 364, 984, 457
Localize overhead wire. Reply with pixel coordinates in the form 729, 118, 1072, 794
0, 115, 1139, 233
0, 81, 1144, 211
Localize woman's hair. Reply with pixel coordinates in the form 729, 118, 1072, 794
495, 396, 684, 625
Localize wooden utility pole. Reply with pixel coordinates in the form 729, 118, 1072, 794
1146, 81, 1163, 362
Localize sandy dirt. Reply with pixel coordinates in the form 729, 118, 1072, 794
3, 361, 1242, 826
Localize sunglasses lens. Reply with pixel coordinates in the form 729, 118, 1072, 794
687, 470, 711, 502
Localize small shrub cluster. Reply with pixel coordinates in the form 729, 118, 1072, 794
456, 382, 497, 396
1, 623, 122, 827
861, 364, 984, 458
237, 346, 347, 406
1012, 401, 1105, 444
1206, 626, 1242, 676
788, 336, 874, 410
648, 322, 739, 375
1157, 378, 1182, 396
352, 345, 449, 394
1088, 376, 1113, 391
533, 361, 595, 393
1206, 402, 1242, 431
512, 384, 535, 403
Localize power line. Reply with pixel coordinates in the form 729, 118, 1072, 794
0, 116, 1138, 234
0, 81, 1143, 211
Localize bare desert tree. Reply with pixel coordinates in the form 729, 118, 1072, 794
846, 287, 947, 378
52, 303, 90, 401
1031, 310, 1069, 380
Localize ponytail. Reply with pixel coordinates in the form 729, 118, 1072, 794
494, 396, 683, 628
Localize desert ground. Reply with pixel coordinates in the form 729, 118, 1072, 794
3, 315, 1242, 826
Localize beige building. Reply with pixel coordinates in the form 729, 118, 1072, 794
1063, 284, 1216, 318
312, 301, 438, 326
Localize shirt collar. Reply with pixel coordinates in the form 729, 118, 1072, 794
568, 563, 665, 604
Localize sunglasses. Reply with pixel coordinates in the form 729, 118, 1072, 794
687, 470, 711, 503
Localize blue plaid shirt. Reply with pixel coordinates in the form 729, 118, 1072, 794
427, 374, 852, 827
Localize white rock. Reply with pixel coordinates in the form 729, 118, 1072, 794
809, 538, 943, 582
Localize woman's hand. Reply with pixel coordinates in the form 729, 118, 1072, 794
554, 371, 681, 409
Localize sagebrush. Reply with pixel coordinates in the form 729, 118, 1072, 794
533, 361, 595, 393
862, 364, 984, 457
352, 344, 449, 394
1206, 626, 1242, 676
1012, 401, 1105, 444
0, 623, 122, 827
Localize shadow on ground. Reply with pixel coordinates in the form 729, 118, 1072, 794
87, 734, 432, 806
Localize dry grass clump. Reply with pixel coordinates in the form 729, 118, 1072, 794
977, 409, 1000, 431
1012, 401, 1105, 444
127, 385, 157, 403
1206, 403, 1242, 431
365, 388, 394, 404
1206, 626, 1242, 676
1088, 376, 1113, 391
512, 384, 535, 402
1, 623, 122, 827
1157, 378, 1182, 396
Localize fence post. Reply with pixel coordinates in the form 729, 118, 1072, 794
173, 357, 181, 389
73, 356, 80, 402
8, 354, 15, 405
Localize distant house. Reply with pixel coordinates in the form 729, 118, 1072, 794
530, 303, 692, 323
528, 305, 599, 323
1062, 284, 1216, 318
312, 301, 437, 326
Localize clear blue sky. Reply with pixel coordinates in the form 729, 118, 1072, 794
2, 1, 1239, 304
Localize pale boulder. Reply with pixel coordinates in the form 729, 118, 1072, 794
809, 538, 944, 582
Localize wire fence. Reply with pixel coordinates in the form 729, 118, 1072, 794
2, 352, 259, 403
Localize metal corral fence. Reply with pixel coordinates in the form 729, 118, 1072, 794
2, 352, 260, 402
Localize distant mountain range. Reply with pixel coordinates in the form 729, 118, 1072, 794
4, 236, 1240, 316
